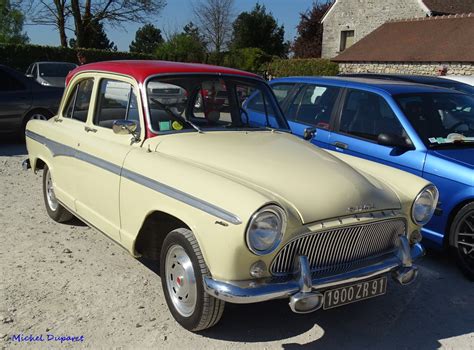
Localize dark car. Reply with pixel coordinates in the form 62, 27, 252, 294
0, 65, 63, 137
340, 73, 474, 95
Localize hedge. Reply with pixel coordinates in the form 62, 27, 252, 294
0, 43, 153, 72
268, 58, 339, 77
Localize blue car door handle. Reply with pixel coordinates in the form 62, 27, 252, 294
334, 141, 348, 150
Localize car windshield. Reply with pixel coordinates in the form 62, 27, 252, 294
146, 75, 289, 133
38, 63, 77, 77
395, 92, 474, 147
434, 82, 474, 95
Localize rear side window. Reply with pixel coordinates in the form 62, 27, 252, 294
289, 84, 341, 129
94, 79, 140, 131
271, 83, 294, 104
339, 89, 404, 141
63, 78, 94, 122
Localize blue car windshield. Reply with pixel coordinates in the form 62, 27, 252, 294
395, 92, 474, 147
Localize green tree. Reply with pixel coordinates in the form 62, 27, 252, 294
183, 21, 207, 48
130, 24, 164, 54
224, 47, 271, 73
231, 3, 288, 57
156, 33, 206, 63
292, 1, 334, 58
0, 0, 29, 44
69, 19, 117, 51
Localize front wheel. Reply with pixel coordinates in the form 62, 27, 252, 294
42, 165, 73, 223
160, 228, 225, 331
450, 203, 474, 280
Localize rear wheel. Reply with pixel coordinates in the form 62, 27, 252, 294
450, 203, 474, 280
160, 228, 225, 331
42, 165, 73, 223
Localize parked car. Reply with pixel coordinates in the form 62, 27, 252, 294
26, 61, 77, 87
441, 75, 474, 87
24, 61, 435, 331
263, 76, 473, 279
340, 73, 474, 95
0, 64, 64, 137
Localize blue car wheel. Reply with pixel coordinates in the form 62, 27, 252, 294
451, 203, 474, 281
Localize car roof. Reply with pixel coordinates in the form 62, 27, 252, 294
271, 76, 464, 95
68, 60, 260, 85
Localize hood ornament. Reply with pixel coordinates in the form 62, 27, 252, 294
347, 204, 375, 213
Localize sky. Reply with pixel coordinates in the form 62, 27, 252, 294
24, 0, 317, 52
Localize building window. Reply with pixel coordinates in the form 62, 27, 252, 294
340, 30, 355, 52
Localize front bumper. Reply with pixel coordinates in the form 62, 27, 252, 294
204, 236, 424, 311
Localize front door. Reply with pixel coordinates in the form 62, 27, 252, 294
0, 68, 31, 133
74, 76, 143, 241
329, 89, 426, 176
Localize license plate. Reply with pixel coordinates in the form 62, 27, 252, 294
323, 276, 387, 310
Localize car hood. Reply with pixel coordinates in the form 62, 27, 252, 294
153, 131, 401, 224
430, 149, 474, 169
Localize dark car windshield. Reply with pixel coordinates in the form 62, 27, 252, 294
38, 63, 77, 77
146, 75, 289, 133
395, 92, 474, 147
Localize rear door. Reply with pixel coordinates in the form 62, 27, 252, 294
328, 88, 425, 175
0, 68, 31, 133
284, 83, 343, 148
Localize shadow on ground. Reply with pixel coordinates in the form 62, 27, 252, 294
194, 252, 473, 349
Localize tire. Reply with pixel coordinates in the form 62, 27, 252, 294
450, 203, 474, 281
42, 165, 73, 223
160, 228, 225, 331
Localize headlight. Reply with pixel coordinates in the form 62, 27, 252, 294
412, 185, 439, 225
246, 205, 286, 255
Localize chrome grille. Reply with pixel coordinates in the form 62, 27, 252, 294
270, 219, 405, 277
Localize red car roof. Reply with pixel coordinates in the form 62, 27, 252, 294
67, 60, 261, 85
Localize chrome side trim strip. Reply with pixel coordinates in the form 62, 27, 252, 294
121, 169, 242, 225
26, 130, 242, 225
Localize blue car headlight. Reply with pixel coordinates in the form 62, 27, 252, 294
246, 205, 286, 255
412, 185, 439, 226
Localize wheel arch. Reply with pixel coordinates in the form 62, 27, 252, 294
23, 108, 54, 124
446, 197, 474, 247
134, 210, 192, 261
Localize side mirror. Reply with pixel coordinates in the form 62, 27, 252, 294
378, 133, 414, 150
303, 127, 317, 141
113, 120, 138, 135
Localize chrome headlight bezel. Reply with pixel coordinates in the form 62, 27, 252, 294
411, 185, 439, 226
246, 205, 287, 256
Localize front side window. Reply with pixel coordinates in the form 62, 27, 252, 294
146, 75, 288, 132
292, 84, 341, 129
63, 78, 94, 122
94, 79, 140, 131
339, 89, 405, 141
395, 92, 474, 147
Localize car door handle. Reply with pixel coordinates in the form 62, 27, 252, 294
334, 141, 348, 150
84, 126, 97, 133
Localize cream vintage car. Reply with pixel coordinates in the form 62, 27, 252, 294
24, 61, 438, 331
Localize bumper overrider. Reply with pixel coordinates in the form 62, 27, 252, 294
204, 236, 424, 313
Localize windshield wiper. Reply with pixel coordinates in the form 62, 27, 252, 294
150, 98, 203, 133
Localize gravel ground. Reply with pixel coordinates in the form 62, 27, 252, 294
1, 139, 473, 349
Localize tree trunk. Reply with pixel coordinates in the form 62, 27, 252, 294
54, 0, 67, 47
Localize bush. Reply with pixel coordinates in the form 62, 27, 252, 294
0, 43, 153, 72
267, 58, 339, 77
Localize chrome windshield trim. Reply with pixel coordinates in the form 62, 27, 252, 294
25, 130, 242, 225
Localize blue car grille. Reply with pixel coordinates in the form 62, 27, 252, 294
270, 219, 405, 278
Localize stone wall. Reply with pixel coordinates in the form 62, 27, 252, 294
338, 62, 474, 76
321, 0, 428, 59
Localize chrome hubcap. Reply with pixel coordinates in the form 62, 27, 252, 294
457, 212, 474, 267
29, 113, 48, 121
46, 171, 58, 211
165, 245, 197, 317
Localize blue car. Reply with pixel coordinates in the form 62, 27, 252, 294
249, 77, 474, 279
